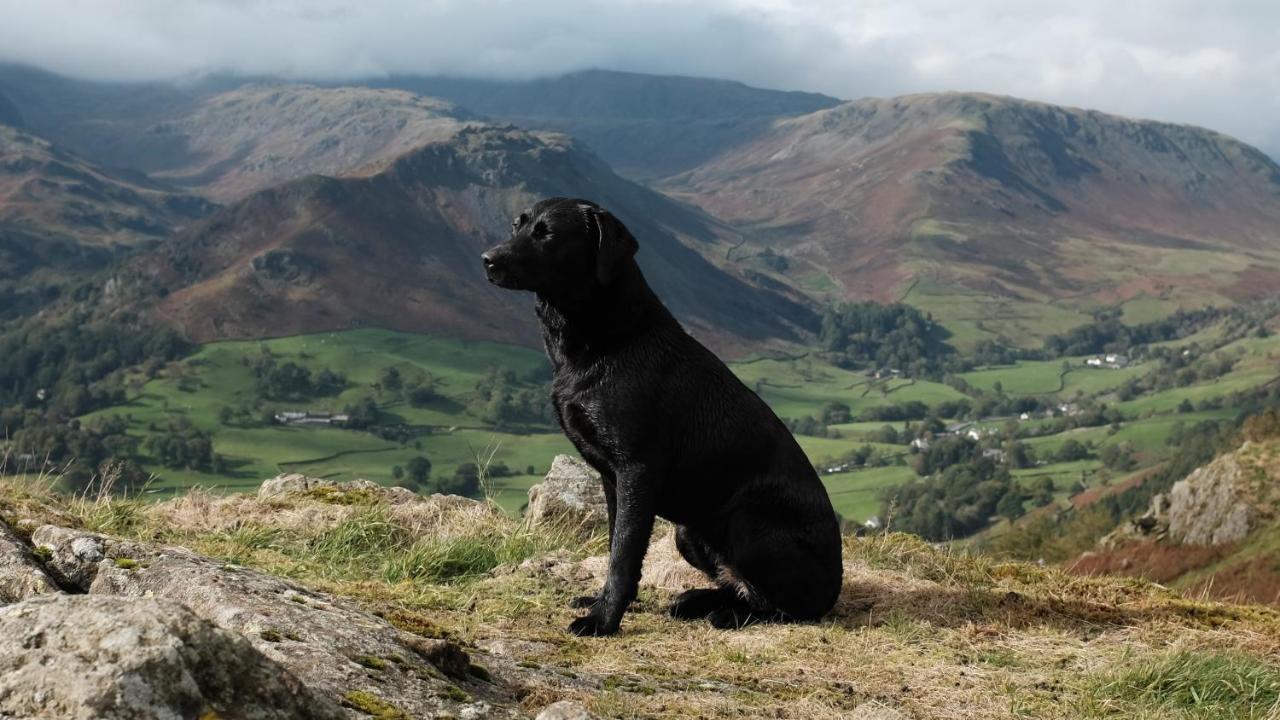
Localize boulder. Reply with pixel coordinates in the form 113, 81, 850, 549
0, 594, 341, 719
31, 525, 516, 719
0, 518, 60, 603
526, 455, 607, 533
258, 472, 337, 498
1167, 452, 1252, 545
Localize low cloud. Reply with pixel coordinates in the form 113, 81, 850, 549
0, 0, 1277, 153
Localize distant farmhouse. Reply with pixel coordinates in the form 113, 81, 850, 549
1085, 354, 1130, 369
274, 410, 350, 427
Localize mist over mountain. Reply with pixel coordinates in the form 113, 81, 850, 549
371, 70, 841, 178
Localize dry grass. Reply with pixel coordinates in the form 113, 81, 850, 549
3, 476, 1280, 719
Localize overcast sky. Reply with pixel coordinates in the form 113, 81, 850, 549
1, 0, 1277, 153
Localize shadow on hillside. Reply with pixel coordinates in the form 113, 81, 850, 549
827, 578, 1262, 634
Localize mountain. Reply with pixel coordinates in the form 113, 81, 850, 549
0, 66, 479, 202
142, 124, 816, 352
133, 85, 477, 202
0, 123, 213, 318
663, 93, 1280, 347
373, 70, 842, 179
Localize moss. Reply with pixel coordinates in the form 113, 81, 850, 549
384, 608, 450, 639
30, 545, 52, 562
439, 685, 471, 702
113, 557, 139, 570
304, 485, 381, 506
341, 690, 411, 719
467, 663, 492, 682
284, 631, 303, 642
516, 660, 541, 669
355, 655, 389, 671
259, 629, 284, 643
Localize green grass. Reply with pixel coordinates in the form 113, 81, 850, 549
821, 465, 916, 523
1082, 650, 1280, 719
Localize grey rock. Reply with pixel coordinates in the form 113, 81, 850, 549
0, 518, 59, 604
258, 472, 337, 498
536, 700, 596, 720
1167, 452, 1252, 545
0, 594, 340, 719
526, 455, 607, 533
31, 525, 516, 719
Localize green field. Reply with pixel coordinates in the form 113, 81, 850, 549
75, 316, 1278, 519
821, 465, 916, 523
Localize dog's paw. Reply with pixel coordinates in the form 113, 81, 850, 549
567, 613, 618, 637
568, 595, 600, 609
669, 588, 730, 619
707, 607, 758, 630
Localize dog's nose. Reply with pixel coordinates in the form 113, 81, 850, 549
482, 252, 498, 269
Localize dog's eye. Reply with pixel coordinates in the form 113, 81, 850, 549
511, 212, 530, 232
532, 220, 548, 238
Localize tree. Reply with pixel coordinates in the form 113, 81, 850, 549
997, 490, 1026, 522
406, 456, 432, 484
1054, 439, 1090, 463
343, 397, 379, 429
391, 465, 404, 480
435, 463, 481, 498
379, 366, 403, 394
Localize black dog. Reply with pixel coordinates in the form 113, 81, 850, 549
482, 197, 842, 636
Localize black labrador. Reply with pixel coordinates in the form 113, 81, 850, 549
482, 197, 842, 636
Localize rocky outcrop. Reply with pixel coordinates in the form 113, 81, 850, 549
1166, 452, 1253, 545
27, 524, 510, 719
0, 518, 60, 602
1100, 440, 1279, 549
526, 455, 607, 533
0, 594, 340, 719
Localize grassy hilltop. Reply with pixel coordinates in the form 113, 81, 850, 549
2, 476, 1278, 719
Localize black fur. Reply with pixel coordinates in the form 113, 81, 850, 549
482, 197, 842, 636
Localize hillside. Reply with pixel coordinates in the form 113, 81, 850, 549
663, 93, 1280, 348
375, 70, 842, 179
1073, 425, 1280, 606
138, 85, 477, 202
0, 67, 481, 202
141, 124, 816, 352
0, 123, 213, 318
2, 474, 1278, 719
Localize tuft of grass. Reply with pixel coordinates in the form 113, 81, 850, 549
113, 557, 139, 570
1083, 651, 1280, 719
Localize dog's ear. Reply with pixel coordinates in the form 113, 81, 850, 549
587, 208, 638, 285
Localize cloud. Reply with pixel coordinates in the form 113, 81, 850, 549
0, 0, 1277, 153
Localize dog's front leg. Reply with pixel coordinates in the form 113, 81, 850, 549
568, 469, 655, 636
569, 478, 617, 609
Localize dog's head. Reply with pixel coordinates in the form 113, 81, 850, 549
481, 197, 638, 294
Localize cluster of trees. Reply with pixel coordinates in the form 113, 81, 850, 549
246, 352, 346, 401
784, 401, 854, 437
143, 417, 219, 472
884, 456, 1026, 540
376, 366, 439, 407
1037, 307, 1225, 358
819, 302, 957, 377
390, 456, 483, 498
887, 436, 1029, 539
469, 366, 555, 429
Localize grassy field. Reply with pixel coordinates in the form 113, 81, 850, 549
74, 317, 1278, 518
821, 464, 916, 523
